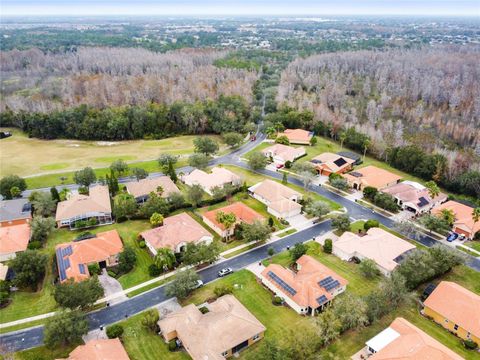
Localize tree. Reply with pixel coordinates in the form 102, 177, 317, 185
150, 212, 164, 227
165, 269, 200, 299
59, 188, 70, 201
10, 186, 21, 198
113, 193, 137, 220
118, 246, 136, 273
282, 172, 288, 184
310, 136, 317, 146
110, 159, 129, 176
223, 132, 243, 148
305, 201, 330, 218
158, 154, 179, 172
265, 127, 276, 139
106, 324, 124, 339
167, 192, 186, 210
141, 309, 160, 332
359, 259, 380, 279
331, 214, 351, 233
315, 308, 341, 345
439, 208, 455, 226
247, 151, 268, 170
187, 184, 204, 208
73, 167, 96, 187
268, 247, 275, 257
373, 192, 398, 212
364, 219, 380, 231
275, 135, 290, 145
241, 221, 271, 243
182, 242, 220, 266
420, 214, 451, 234
167, 161, 178, 182
332, 293, 369, 331
29, 191, 57, 217
53, 277, 104, 309
132, 167, 148, 181
472, 207, 480, 231
154, 248, 176, 272
0, 175, 27, 199
339, 132, 347, 150
292, 162, 316, 189
363, 186, 378, 201
138, 192, 168, 218
50, 187, 60, 203
290, 242, 307, 262
106, 170, 119, 197
188, 153, 209, 170
362, 138, 371, 162
11, 250, 48, 289
44, 310, 88, 349
216, 211, 237, 241
193, 137, 219, 156
330, 178, 349, 191
323, 238, 333, 254
394, 220, 420, 240
425, 180, 440, 199
31, 216, 55, 242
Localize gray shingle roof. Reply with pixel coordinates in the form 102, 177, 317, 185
0, 199, 31, 222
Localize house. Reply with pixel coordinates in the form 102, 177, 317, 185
432, 200, 480, 239
0, 198, 32, 227
248, 179, 302, 219
260, 255, 348, 315
0, 263, 9, 281
261, 144, 306, 165
363, 317, 463, 359
310, 152, 355, 176
342, 165, 402, 190
202, 202, 265, 238
59, 338, 130, 360
423, 281, 480, 344
55, 185, 113, 229
0, 223, 31, 261
381, 181, 447, 214
124, 176, 180, 203
277, 129, 313, 145
333, 227, 416, 276
182, 167, 241, 195
55, 229, 123, 283
158, 294, 266, 359
336, 151, 362, 165
140, 212, 213, 255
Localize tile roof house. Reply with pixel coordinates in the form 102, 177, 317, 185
59, 338, 130, 360
336, 151, 362, 165
202, 202, 265, 238
248, 179, 302, 219
0, 223, 31, 261
158, 294, 266, 359
363, 317, 463, 359
55, 230, 123, 283
55, 185, 113, 229
310, 152, 356, 176
182, 167, 241, 196
342, 165, 402, 190
333, 227, 416, 276
432, 200, 480, 239
278, 129, 314, 145
124, 176, 180, 203
140, 212, 213, 255
381, 181, 447, 214
0, 198, 32, 226
260, 255, 348, 315
261, 144, 306, 165
423, 281, 480, 344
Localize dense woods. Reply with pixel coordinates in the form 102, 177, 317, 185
0, 47, 258, 113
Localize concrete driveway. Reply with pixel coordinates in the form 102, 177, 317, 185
98, 269, 127, 305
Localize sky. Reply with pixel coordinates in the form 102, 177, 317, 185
1, 0, 479, 17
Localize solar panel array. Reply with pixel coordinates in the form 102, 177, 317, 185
349, 171, 363, 178
56, 248, 72, 281
316, 295, 328, 306
318, 276, 340, 291
417, 196, 429, 207
333, 158, 347, 167
268, 271, 297, 296
79, 264, 86, 275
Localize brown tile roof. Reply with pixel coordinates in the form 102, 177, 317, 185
55, 185, 111, 222
432, 200, 480, 236
261, 144, 306, 163
56, 230, 123, 283
311, 152, 355, 173
369, 317, 463, 359
59, 338, 130, 360
158, 295, 266, 360
140, 212, 212, 251
278, 129, 313, 144
261, 255, 348, 309
124, 176, 180, 199
0, 223, 30, 256
203, 202, 264, 231
342, 165, 402, 189
382, 181, 447, 211
424, 281, 480, 339
182, 167, 241, 193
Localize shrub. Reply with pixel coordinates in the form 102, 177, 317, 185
268, 217, 274, 227
214, 284, 234, 297
363, 186, 378, 200
88, 263, 101, 276
148, 264, 161, 277
323, 239, 333, 254
364, 219, 380, 231
199, 306, 209, 314
0, 291, 10, 306
284, 160, 292, 168
464, 339, 478, 350
107, 270, 117, 278
168, 340, 177, 352
139, 240, 146, 248
268, 247, 275, 257
27, 241, 42, 250
78, 186, 89, 195
272, 296, 283, 305
359, 259, 380, 279
106, 324, 124, 339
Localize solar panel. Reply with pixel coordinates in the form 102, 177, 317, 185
324, 280, 340, 291
333, 158, 347, 167
268, 271, 297, 296
64, 245, 73, 256
56, 248, 67, 281
417, 197, 429, 207
79, 264, 86, 274
349, 172, 363, 178
318, 276, 334, 287
64, 258, 71, 269
316, 295, 328, 305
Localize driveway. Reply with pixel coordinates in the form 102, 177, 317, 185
98, 269, 127, 305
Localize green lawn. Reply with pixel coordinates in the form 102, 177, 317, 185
465, 241, 480, 252
13, 343, 80, 360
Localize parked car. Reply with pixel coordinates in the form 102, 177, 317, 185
458, 234, 466, 241
276, 163, 284, 169
250, 135, 256, 141
193, 280, 204, 289
218, 268, 233, 277
446, 233, 458, 242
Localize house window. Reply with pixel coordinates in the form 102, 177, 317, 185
222, 351, 228, 357
253, 334, 260, 341
454, 324, 459, 331
467, 332, 471, 339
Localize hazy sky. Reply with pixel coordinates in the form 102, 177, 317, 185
2, 0, 479, 17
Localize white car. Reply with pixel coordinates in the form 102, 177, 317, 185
218, 267, 233, 277
193, 280, 204, 289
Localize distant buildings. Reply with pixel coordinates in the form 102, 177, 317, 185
60, 338, 130, 360
277, 129, 314, 145
261, 143, 305, 165
124, 176, 180, 203
0, 198, 32, 261
182, 167, 241, 196
432, 200, 479, 239
342, 165, 402, 190
310, 152, 355, 176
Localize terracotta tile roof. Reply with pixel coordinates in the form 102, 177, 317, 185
342, 165, 402, 189
335, 228, 415, 272
432, 200, 480, 236
56, 230, 123, 283
0, 223, 30, 256
261, 144, 306, 163
278, 129, 313, 144
55, 185, 111, 222
310, 152, 355, 173
158, 295, 266, 360
369, 317, 463, 359
261, 255, 348, 309
59, 338, 130, 360
140, 212, 212, 251
424, 281, 480, 339
0, 198, 31, 222
124, 176, 180, 199
382, 181, 447, 211
182, 167, 241, 193
203, 202, 264, 231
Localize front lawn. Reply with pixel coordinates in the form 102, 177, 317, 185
465, 241, 480, 252
13, 342, 79, 360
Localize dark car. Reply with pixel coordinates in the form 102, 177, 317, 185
446, 233, 458, 242
217, 267, 233, 277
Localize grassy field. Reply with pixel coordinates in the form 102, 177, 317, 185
465, 241, 480, 252
13, 343, 80, 360
0, 127, 224, 180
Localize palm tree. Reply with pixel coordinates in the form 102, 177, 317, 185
425, 181, 440, 199
362, 139, 370, 162
156, 185, 164, 196
339, 132, 347, 150
440, 208, 455, 226
216, 211, 237, 241
154, 248, 176, 272
265, 127, 276, 139
472, 208, 480, 238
